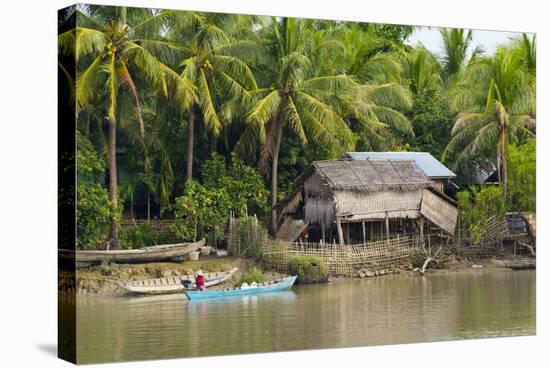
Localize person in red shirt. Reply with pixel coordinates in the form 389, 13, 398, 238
195, 270, 205, 291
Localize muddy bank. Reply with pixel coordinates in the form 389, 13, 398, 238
59, 253, 533, 294
60, 256, 267, 294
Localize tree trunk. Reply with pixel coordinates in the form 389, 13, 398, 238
270, 117, 283, 235
500, 126, 508, 199
186, 106, 195, 182
108, 119, 119, 250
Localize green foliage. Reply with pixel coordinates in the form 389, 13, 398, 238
201, 153, 269, 217
288, 255, 328, 284
76, 131, 117, 249
77, 182, 113, 249
458, 186, 506, 242
408, 89, 453, 158
99, 262, 117, 276
172, 180, 231, 242
234, 267, 266, 287
507, 139, 536, 212
63, 7, 536, 250
77, 130, 104, 177
119, 222, 179, 249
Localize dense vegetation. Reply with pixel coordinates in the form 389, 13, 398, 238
59, 5, 536, 249
288, 255, 328, 284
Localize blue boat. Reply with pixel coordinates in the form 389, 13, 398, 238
183, 276, 298, 301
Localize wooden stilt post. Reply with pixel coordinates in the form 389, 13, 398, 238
321, 222, 326, 245
362, 221, 366, 243
420, 217, 425, 247
385, 214, 390, 241
345, 223, 350, 244
336, 218, 344, 246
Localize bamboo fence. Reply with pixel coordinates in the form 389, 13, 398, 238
261, 235, 420, 276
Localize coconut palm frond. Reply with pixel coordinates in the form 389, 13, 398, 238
369, 106, 414, 136
284, 96, 307, 144
197, 69, 222, 136
75, 55, 105, 112
246, 90, 282, 126
117, 60, 145, 137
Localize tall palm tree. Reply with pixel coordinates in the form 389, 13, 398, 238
152, 11, 259, 181
58, 5, 194, 248
337, 26, 413, 150
243, 18, 358, 233
444, 46, 536, 198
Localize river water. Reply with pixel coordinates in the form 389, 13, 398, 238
70, 269, 535, 364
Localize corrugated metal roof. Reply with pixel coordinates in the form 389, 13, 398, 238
344, 152, 456, 179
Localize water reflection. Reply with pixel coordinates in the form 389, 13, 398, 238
73, 270, 535, 364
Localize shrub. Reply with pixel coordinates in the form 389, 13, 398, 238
119, 222, 178, 249
172, 180, 230, 242
508, 139, 536, 212
76, 131, 116, 249
77, 182, 112, 249
458, 186, 505, 243
234, 267, 266, 287
99, 262, 117, 276
288, 255, 328, 284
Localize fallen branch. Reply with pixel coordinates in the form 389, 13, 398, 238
518, 240, 536, 257
414, 246, 443, 275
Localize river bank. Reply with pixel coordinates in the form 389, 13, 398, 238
59, 253, 533, 294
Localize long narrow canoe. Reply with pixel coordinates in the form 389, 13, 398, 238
184, 275, 297, 301
502, 259, 536, 269
58, 239, 205, 264
120, 267, 238, 295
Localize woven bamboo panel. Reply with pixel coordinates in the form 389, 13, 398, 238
334, 190, 422, 220
420, 189, 458, 234
262, 236, 419, 276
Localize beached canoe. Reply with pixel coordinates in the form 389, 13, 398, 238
183, 275, 297, 301
501, 259, 536, 269
59, 239, 205, 264
120, 267, 238, 295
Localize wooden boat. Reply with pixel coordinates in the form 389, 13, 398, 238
120, 267, 238, 295
501, 259, 536, 269
183, 275, 297, 301
58, 239, 205, 264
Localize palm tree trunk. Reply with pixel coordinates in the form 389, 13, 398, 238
186, 106, 195, 182
108, 119, 119, 250
270, 117, 283, 236
500, 127, 508, 199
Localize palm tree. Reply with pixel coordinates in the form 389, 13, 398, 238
439, 28, 483, 88
242, 18, 360, 233
401, 47, 442, 97
512, 33, 536, 76
444, 46, 536, 198
152, 11, 259, 181
58, 5, 194, 248
337, 26, 414, 150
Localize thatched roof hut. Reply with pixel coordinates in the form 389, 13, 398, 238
275, 159, 458, 243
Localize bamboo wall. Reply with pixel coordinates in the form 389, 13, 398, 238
333, 190, 423, 221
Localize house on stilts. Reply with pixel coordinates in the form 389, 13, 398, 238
274, 158, 459, 245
